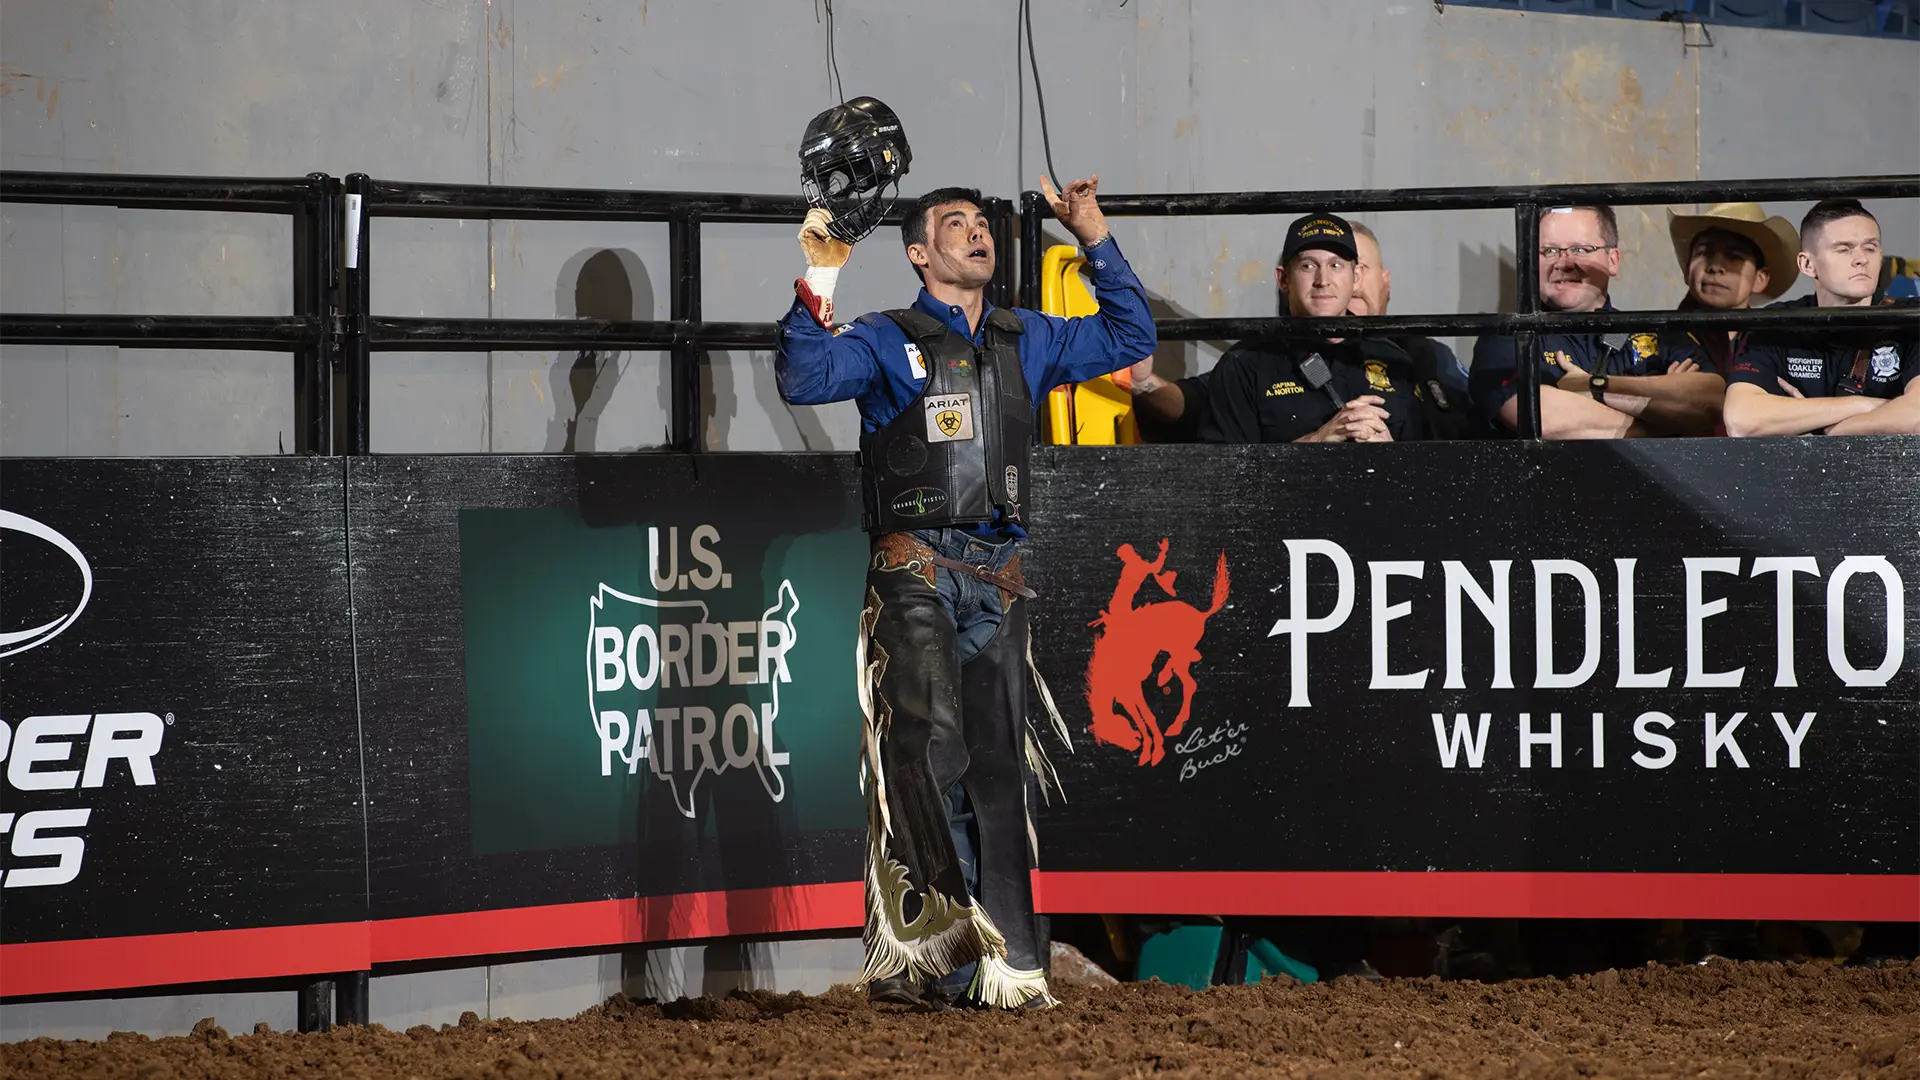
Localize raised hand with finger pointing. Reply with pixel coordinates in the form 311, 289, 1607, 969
1041, 174, 1110, 250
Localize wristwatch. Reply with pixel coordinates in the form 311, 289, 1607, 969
1589, 374, 1609, 401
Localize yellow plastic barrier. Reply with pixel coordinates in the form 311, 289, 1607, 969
1037, 245, 1138, 445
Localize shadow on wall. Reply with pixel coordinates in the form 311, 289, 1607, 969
706, 306, 839, 452
717, 346, 841, 452
550, 248, 839, 452
546, 248, 667, 452
1460, 242, 1518, 322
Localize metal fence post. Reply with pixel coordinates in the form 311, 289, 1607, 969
292, 172, 335, 455
1019, 190, 1045, 310
334, 970, 370, 1026
297, 978, 334, 1032
1513, 201, 1543, 440
669, 212, 703, 453
341, 174, 372, 455
986, 196, 1016, 311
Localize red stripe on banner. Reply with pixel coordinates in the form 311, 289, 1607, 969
2, 883, 863, 999
11, 874, 1913, 998
0, 921, 371, 999
1032, 871, 1920, 922
369, 881, 865, 963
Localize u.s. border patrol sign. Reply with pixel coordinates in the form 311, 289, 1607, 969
459, 507, 867, 855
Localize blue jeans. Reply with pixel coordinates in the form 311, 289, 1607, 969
914, 527, 1016, 664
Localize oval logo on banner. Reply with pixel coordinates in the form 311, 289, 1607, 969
889, 487, 950, 518
0, 509, 95, 659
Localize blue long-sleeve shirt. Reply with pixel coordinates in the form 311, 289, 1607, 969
775, 235, 1159, 435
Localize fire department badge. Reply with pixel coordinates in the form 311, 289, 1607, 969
1871, 345, 1900, 379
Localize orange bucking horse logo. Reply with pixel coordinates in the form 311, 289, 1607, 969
1084, 539, 1230, 766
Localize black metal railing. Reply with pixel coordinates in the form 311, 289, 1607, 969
1021, 175, 1919, 437
3, 169, 1912, 450
0, 170, 338, 453
341, 177, 1016, 453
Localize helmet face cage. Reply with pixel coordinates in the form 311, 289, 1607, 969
799, 97, 911, 244
802, 146, 901, 244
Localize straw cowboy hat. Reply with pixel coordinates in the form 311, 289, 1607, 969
1666, 202, 1799, 301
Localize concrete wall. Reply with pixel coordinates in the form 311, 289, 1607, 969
3, 1, 1914, 455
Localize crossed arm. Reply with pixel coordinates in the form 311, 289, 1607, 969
1496, 385, 1656, 439
1554, 358, 1725, 436
1824, 378, 1920, 435
1722, 381, 1892, 437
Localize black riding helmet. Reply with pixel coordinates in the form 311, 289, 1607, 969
799, 97, 912, 244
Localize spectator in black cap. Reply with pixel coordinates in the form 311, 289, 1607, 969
1123, 221, 1479, 441
1468, 204, 1726, 438
1198, 212, 1427, 443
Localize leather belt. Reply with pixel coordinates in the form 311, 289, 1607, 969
926, 552, 1038, 600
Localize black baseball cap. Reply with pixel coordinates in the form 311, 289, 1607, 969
1280, 212, 1359, 264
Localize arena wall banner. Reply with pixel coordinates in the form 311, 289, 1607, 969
347, 455, 871, 964
8, 441, 1916, 999
0, 459, 367, 997
1021, 439, 1920, 923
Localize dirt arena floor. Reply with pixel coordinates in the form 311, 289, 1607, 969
6, 960, 1916, 1079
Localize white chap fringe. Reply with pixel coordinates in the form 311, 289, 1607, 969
1027, 633, 1073, 752
856, 585, 1012, 992
855, 590, 894, 840
970, 954, 1058, 1010
859, 834, 1010, 989
1026, 727, 1064, 806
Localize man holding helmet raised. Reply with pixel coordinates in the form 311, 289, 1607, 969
777, 97, 1157, 1011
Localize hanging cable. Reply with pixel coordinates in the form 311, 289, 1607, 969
1020, 0, 1062, 186
816, 0, 846, 103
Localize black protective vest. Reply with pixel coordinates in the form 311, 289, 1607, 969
859, 307, 1033, 534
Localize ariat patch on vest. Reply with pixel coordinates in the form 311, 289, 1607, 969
924, 393, 975, 442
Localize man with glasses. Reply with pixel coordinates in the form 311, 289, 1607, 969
1468, 204, 1726, 439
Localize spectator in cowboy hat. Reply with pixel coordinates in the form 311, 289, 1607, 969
1670, 202, 1798, 309
1660, 201, 1800, 377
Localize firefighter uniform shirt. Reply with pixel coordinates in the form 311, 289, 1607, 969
1729, 295, 1919, 399
1198, 337, 1428, 443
